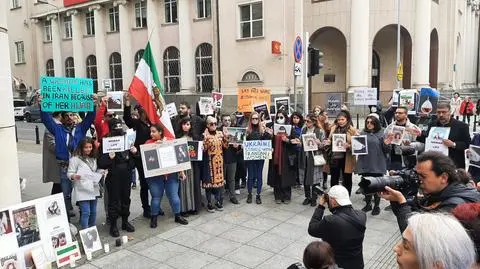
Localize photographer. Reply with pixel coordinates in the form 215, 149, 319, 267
308, 185, 366, 269
380, 151, 480, 233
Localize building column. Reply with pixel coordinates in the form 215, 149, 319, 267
31, 19, 45, 80
48, 14, 63, 77
68, 9, 85, 77
146, 0, 162, 76
412, 0, 431, 88
178, 0, 195, 93
91, 4, 108, 85
0, 0, 21, 207
348, 0, 369, 91
116, 0, 133, 89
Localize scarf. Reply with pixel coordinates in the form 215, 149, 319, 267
333, 123, 350, 134
274, 135, 284, 174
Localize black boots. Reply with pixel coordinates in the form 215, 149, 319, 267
150, 215, 158, 229
121, 217, 135, 232
175, 215, 188, 225
110, 219, 120, 237
363, 195, 381, 215
247, 193, 253, 204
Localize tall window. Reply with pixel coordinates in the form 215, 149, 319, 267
46, 59, 54, 76
65, 57, 75, 77
11, 0, 20, 9
163, 47, 180, 93
64, 16, 72, 39
197, 0, 211, 18
108, 6, 120, 32
135, 1, 147, 28
85, 11, 95, 36
195, 43, 213, 92
165, 0, 178, 23
15, 41, 25, 63
109, 52, 123, 91
239, 2, 263, 38
44, 20, 52, 42
134, 49, 144, 70
86, 55, 98, 92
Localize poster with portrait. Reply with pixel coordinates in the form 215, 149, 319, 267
253, 103, 271, 123
390, 126, 406, 145
399, 90, 418, 115
273, 124, 292, 136
198, 97, 215, 115
274, 97, 290, 115
1, 254, 18, 269
106, 91, 124, 112
302, 134, 318, 152
418, 88, 439, 115
469, 145, 480, 168
0, 210, 13, 237
352, 135, 368, 155
79, 227, 102, 254
12, 206, 41, 248
212, 92, 223, 108
226, 127, 247, 145
332, 134, 347, 152
187, 141, 203, 161
140, 138, 192, 178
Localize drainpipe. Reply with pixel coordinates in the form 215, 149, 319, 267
476, 9, 480, 88
215, 0, 222, 91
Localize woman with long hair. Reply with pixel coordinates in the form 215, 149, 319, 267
326, 110, 357, 195
317, 109, 331, 189
290, 112, 304, 187
246, 111, 272, 204
299, 113, 325, 207
356, 115, 388, 215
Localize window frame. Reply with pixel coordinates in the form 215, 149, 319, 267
64, 15, 72, 39
44, 20, 52, 42
195, 43, 213, 93
134, 0, 147, 28
164, 0, 178, 24
109, 52, 123, 91
134, 49, 144, 70
46, 59, 55, 77
238, 1, 263, 39
11, 0, 20, 9
85, 10, 95, 36
65, 57, 75, 77
15, 41, 25, 64
108, 5, 120, 32
163, 47, 181, 93
197, 0, 211, 19
86, 55, 98, 92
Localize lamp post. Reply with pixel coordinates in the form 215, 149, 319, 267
396, 0, 402, 92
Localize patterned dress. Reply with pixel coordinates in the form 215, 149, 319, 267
202, 131, 228, 188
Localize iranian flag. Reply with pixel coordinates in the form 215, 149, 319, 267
129, 42, 175, 139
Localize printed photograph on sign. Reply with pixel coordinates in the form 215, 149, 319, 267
212, 92, 223, 108
187, 141, 203, 161
468, 145, 480, 168
79, 227, 102, 254
418, 88, 439, 115
50, 231, 67, 249
226, 127, 247, 145
165, 103, 178, 118
140, 139, 192, 178
428, 127, 450, 141
45, 199, 62, 220
253, 103, 271, 123
0, 211, 13, 237
274, 97, 290, 115
399, 90, 418, 115
302, 134, 318, 152
144, 149, 161, 171
391, 126, 406, 145
352, 135, 368, 155
332, 134, 347, 152
198, 97, 215, 115
1, 254, 18, 269
273, 124, 292, 136
125, 129, 136, 149
12, 205, 41, 248
392, 90, 400, 107
174, 144, 190, 163
106, 91, 124, 112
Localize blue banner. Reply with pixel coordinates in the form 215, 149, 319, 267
40, 76, 94, 112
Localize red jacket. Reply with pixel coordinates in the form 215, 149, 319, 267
460, 100, 475, 115
94, 102, 110, 141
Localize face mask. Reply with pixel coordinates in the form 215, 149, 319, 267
276, 116, 285, 124
371, 107, 377, 113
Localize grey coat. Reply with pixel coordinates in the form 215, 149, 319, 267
355, 130, 389, 175
67, 156, 101, 202
42, 130, 61, 184
299, 127, 325, 185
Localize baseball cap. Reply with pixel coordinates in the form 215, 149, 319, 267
108, 118, 124, 132
328, 185, 352, 206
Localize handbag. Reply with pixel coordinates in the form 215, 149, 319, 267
313, 154, 326, 166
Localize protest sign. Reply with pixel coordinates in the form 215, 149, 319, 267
302, 134, 318, 151
102, 136, 126, 153
418, 88, 439, 115
353, 88, 377, 106
140, 138, 192, 177
237, 88, 271, 112
243, 140, 272, 160
106, 91, 124, 112
399, 90, 418, 115
392, 90, 400, 107
425, 127, 450, 156
165, 103, 178, 118
55, 242, 81, 268
469, 145, 480, 168
226, 127, 247, 144
187, 141, 203, 161
274, 97, 290, 114
253, 103, 271, 123
125, 129, 136, 149
391, 126, 406, 145
352, 135, 368, 155
79, 227, 102, 254
326, 93, 342, 115
212, 92, 223, 108
198, 97, 215, 115
273, 124, 292, 136
332, 134, 347, 152
40, 76, 94, 112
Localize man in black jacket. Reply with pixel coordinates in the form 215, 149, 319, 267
417, 103, 470, 168
381, 151, 480, 233
172, 101, 205, 140
308, 185, 366, 269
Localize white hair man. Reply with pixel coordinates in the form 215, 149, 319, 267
394, 213, 476, 269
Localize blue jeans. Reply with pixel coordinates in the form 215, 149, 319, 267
147, 174, 181, 216
247, 160, 264, 195
78, 199, 97, 229
131, 169, 137, 185
60, 166, 73, 211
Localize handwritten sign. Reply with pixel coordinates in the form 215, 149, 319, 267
353, 88, 377, 106
243, 140, 272, 160
237, 88, 271, 112
165, 103, 178, 118
326, 93, 342, 115
40, 76, 94, 112
102, 136, 126, 153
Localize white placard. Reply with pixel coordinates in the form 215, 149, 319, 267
102, 136, 126, 153
390, 126, 405, 145
353, 88, 377, 106
165, 103, 178, 118
243, 140, 272, 160
198, 97, 215, 115
302, 133, 318, 152
140, 138, 192, 178
332, 134, 347, 152
102, 79, 112, 91
106, 91, 124, 112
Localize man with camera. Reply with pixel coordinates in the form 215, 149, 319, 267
308, 185, 366, 269
381, 151, 480, 233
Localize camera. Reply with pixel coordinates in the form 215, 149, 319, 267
359, 168, 419, 196
287, 262, 306, 269
312, 185, 325, 196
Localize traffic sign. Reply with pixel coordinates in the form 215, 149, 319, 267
294, 63, 302, 76
294, 36, 303, 63
102, 79, 112, 91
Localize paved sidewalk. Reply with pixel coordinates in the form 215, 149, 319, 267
17, 141, 399, 269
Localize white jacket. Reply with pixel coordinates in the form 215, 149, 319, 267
67, 156, 101, 202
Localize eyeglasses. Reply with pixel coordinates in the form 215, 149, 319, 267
208, 122, 217, 126
277, 116, 284, 120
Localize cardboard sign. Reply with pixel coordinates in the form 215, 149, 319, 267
165, 103, 178, 118
187, 141, 203, 161
253, 103, 271, 123
237, 88, 271, 112
198, 97, 215, 115
106, 91, 124, 112
326, 93, 342, 115
274, 97, 290, 114
212, 92, 223, 108
140, 138, 192, 177
40, 76, 94, 112
102, 136, 126, 153
243, 140, 272, 160
353, 88, 377, 106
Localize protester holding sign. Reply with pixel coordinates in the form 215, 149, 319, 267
290, 112, 305, 187
42, 112, 62, 195
246, 112, 273, 205
97, 118, 137, 237
67, 138, 101, 229
144, 124, 188, 228
220, 115, 240, 205
94, 96, 115, 142
316, 109, 331, 189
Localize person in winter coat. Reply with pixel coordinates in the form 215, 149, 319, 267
267, 110, 298, 204
460, 96, 475, 125
42, 112, 62, 195
68, 138, 101, 229
355, 115, 389, 215
97, 118, 137, 237
291, 112, 305, 187
220, 114, 240, 205
317, 109, 331, 189
450, 92, 462, 120
368, 101, 387, 128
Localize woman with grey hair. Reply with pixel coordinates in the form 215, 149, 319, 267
394, 213, 476, 269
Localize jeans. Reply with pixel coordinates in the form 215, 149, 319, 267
147, 174, 181, 216
224, 163, 237, 198
247, 160, 264, 195
60, 167, 73, 211
78, 199, 97, 229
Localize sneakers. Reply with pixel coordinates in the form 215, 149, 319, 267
283, 200, 291, 204
235, 190, 241, 195
230, 197, 240, 204
215, 202, 224, 211
207, 204, 215, 213
362, 204, 373, 212
275, 200, 282, 204
302, 198, 311, 205
175, 215, 189, 225
256, 195, 262, 204
372, 206, 381, 216
247, 194, 253, 204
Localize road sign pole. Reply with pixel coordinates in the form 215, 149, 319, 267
293, 71, 297, 110
304, 32, 310, 115
293, 36, 303, 112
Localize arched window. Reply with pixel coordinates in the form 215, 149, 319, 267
195, 43, 213, 92
46, 59, 54, 77
86, 55, 98, 92
241, 71, 261, 82
65, 57, 75, 77
134, 49, 144, 70
163, 47, 181, 93
109, 52, 123, 91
